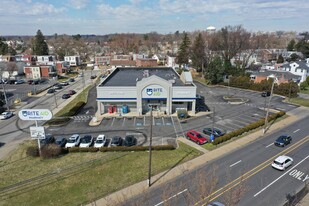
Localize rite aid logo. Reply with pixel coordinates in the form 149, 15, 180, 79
146, 88, 163, 96
18, 109, 52, 121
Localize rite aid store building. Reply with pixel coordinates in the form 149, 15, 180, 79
96, 67, 197, 115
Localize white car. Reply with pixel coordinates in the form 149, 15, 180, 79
272, 155, 293, 171
79, 135, 94, 148
65, 134, 80, 148
94, 134, 106, 148
0, 112, 13, 120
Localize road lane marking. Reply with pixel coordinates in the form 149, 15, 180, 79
289, 169, 309, 182
194, 135, 309, 206
266, 143, 273, 148
293, 129, 300, 133
229, 160, 242, 167
154, 188, 188, 206
254, 155, 309, 197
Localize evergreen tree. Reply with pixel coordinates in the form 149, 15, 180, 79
176, 32, 191, 68
205, 56, 225, 84
0, 37, 8, 55
287, 39, 295, 51
295, 39, 309, 58
277, 54, 284, 63
191, 33, 206, 73
32, 30, 49, 55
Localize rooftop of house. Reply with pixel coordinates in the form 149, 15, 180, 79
99, 67, 193, 87
251, 69, 301, 80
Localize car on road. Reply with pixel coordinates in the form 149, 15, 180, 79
62, 94, 70, 99
90, 75, 97, 79
47, 88, 56, 94
65, 134, 80, 148
111, 136, 123, 146
203, 127, 225, 137
124, 135, 137, 147
274, 135, 292, 147
0, 112, 13, 120
271, 155, 293, 171
261, 91, 271, 97
79, 135, 94, 148
54, 84, 63, 90
40, 134, 55, 146
54, 137, 67, 147
59, 81, 69, 86
186, 130, 208, 145
207, 202, 225, 206
69, 78, 75, 82
15, 79, 25, 84
68, 90, 76, 95
94, 134, 106, 148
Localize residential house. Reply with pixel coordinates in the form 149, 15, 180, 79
166, 55, 178, 69
64, 56, 81, 66
56, 61, 70, 75
279, 59, 309, 83
36, 55, 56, 66
250, 69, 301, 85
0, 55, 15, 62
95, 56, 111, 66
24, 65, 56, 79
136, 58, 158, 67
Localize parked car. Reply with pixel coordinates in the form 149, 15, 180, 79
32, 79, 40, 85
274, 135, 292, 147
54, 137, 67, 147
271, 155, 293, 171
65, 134, 80, 148
59, 81, 69, 86
28, 80, 33, 84
124, 135, 137, 147
261, 91, 271, 97
62, 94, 70, 99
47, 88, 55, 94
79, 135, 94, 148
39, 134, 55, 146
69, 78, 75, 82
15, 79, 25, 84
196, 94, 205, 102
111, 136, 123, 146
0, 112, 13, 120
54, 84, 63, 90
195, 105, 209, 112
6, 79, 16, 84
90, 75, 97, 79
94, 134, 106, 148
203, 127, 225, 137
186, 130, 208, 145
68, 90, 76, 95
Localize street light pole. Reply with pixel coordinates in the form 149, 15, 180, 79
0, 68, 9, 111
212, 106, 215, 134
148, 105, 153, 187
288, 80, 292, 102
263, 78, 275, 134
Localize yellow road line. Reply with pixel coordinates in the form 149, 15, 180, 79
194, 135, 309, 206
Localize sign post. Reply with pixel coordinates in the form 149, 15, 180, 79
19, 109, 53, 156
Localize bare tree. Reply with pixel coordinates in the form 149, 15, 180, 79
6, 62, 18, 78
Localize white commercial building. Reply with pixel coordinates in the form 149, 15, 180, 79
96, 67, 197, 115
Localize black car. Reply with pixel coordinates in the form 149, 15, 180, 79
54, 84, 63, 90
196, 105, 209, 112
40, 134, 55, 146
62, 94, 70, 99
60, 81, 69, 86
261, 91, 271, 97
196, 94, 205, 102
6, 79, 16, 84
124, 135, 137, 147
274, 135, 292, 147
203, 128, 225, 137
68, 90, 76, 95
111, 136, 123, 146
32, 80, 40, 85
47, 88, 56, 94
55, 137, 67, 147
69, 78, 75, 82
90, 75, 97, 79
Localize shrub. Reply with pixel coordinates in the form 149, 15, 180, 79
79, 148, 99, 152
40, 144, 62, 159
68, 147, 80, 153
26, 146, 39, 157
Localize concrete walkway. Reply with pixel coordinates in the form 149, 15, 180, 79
90, 106, 309, 206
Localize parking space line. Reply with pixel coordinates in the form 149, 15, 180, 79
162, 117, 165, 126
122, 118, 126, 127
111, 117, 115, 126
293, 129, 300, 133
266, 143, 273, 148
144, 116, 146, 126
133, 117, 136, 126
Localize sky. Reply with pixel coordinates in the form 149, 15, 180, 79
0, 0, 308, 36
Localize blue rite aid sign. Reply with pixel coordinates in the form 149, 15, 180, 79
210, 134, 215, 142
18, 109, 53, 121
144, 85, 166, 98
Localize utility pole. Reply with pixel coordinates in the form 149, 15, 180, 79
263, 78, 275, 134
288, 80, 292, 102
82, 70, 85, 89
212, 106, 215, 134
0, 68, 9, 111
148, 105, 153, 187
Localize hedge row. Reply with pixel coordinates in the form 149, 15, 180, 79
212, 111, 286, 145
68, 145, 176, 153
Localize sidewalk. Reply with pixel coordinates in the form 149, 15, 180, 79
91, 106, 309, 206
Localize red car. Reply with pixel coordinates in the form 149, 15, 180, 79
186, 130, 208, 145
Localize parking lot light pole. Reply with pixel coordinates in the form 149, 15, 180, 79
288, 79, 292, 102
263, 78, 275, 134
0, 69, 10, 111
148, 105, 153, 187
212, 106, 215, 135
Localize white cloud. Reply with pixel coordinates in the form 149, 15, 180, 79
67, 0, 89, 9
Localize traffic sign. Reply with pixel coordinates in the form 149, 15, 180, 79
30, 126, 46, 139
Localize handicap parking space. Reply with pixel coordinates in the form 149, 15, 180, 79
154, 117, 163, 126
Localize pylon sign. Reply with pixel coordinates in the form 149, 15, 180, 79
18, 109, 53, 121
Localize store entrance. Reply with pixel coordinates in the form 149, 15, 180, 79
142, 99, 166, 114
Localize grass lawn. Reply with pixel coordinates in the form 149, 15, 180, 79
288, 97, 309, 107
0, 141, 202, 206
300, 87, 309, 95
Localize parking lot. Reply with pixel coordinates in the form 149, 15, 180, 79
47, 82, 299, 148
